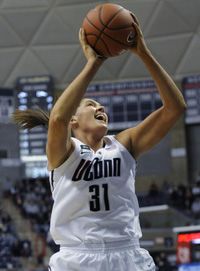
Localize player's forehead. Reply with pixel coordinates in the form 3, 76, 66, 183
80, 98, 101, 107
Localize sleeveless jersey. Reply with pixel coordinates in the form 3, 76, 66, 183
49, 136, 142, 245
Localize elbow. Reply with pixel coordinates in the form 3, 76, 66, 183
171, 99, 187, 115
177, 101, 187, 115
175, 103, 187, 121
49, 113, 68, 127
173, 104, 186, 119
50, 113, 63, 123
183, 102, 187, 111
163, 101, 187, 120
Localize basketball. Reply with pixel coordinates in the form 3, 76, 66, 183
82, 3, 136, 58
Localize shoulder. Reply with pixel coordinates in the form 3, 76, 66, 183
47, 137, 84, 171
114, 129, 132, 152
115, 128, 138, 159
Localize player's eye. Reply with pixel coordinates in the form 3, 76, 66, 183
86, 102, 95, 107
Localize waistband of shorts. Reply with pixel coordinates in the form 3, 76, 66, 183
60, 238, 140, 252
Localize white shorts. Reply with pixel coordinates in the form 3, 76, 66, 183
48, 239, 156, 271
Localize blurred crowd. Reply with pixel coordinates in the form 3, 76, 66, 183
1, 178, 52, 271
10, 178, 58, 269
153, 251, 177, 271
10, 178, 52, 237
0, 208, 31, 270
138, 180, 200, 219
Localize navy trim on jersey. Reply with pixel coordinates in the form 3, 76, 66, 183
51, 170, 54, 190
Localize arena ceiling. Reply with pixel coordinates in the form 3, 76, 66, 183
0, 0, 200, 89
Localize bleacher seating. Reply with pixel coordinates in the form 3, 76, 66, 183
0, 208, 32, 270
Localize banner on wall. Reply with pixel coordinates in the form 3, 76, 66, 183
86, 80, 161, 130
182, 75, 200, 124
16, 75, 54, 158
177, 232, 200, 265
0, 88, 14, 123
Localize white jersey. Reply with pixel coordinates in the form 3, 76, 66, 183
49, 135, 142, 245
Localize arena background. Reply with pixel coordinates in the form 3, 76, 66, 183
0, 0, 200, 270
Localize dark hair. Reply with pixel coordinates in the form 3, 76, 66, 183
12, 108, 49, 130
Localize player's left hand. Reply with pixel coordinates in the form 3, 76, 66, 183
129, 13, 150, 57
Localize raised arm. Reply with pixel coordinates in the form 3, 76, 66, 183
116, 14, 186, 159
47, 29, 104, 170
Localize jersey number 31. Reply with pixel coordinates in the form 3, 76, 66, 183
89, 183, 110, 212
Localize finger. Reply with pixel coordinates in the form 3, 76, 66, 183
131, 40, 137, 48
130, 12, 140, 27
79, 29, 87, 49
132, 21, 142, 37
132, 20, 139, 31
80, 28, 89, 47
81, 29, 87, 44
97, 54, 107, 61
79, 28, 83, 43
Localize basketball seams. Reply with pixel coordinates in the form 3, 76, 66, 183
86, 6, 129, 55
83, 27, 112, 56
100, 28, 134, 48
94, 6, 107, 49
99, 6, 124, 29
85, 15, 101, 32
98, 6, 134, 48
85, 7, 105, 50
96, 37, 112, 56
85, 33, 112, 56
96, 6, 126, 47
85, 16, 132, 53
83, 4, 136, 57
100, 7, 133, 30
85, 6, 113, 56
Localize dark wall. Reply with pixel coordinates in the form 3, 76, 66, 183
0, 123, 24, 184
137, 135, 171, 176
186, 125, 200, 183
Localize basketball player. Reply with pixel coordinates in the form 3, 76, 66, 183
13, 15, 186, 271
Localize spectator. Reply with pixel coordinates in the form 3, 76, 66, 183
191, 197, 200, 219
147, 182, 162, 205
148, 182, 159, 198
192, 180, 200, 197
21, 240, 32, 257
195, 171, 200, 183
3, 177, 13, 197
184, 187, 194, 212
0, 209, 25, 269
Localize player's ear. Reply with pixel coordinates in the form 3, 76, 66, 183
70, 115, 78, 129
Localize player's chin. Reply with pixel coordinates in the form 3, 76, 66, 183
95, 122, 108, 133
96, 121, 108, 129
95, 119, 108, 125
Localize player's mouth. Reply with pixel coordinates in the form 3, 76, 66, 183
94, 113, 107, 123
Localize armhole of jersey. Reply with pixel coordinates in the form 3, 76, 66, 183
49, 170, 55, 192
108, 135, 137, 164
49, 138, 80, 183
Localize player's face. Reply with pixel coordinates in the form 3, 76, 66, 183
74, 99, 108, 135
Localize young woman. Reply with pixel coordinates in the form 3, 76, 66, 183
13, 14, 186, 271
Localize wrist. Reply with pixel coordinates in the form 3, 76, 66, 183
87, 58, 103, 69
137, 47, 152, 59
81, 59, 102, 80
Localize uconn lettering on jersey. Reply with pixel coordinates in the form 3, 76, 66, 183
72, 157, 121, 182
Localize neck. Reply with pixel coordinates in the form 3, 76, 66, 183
75, 132, 105, 152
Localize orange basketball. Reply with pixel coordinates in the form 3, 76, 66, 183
82, 3, 136, 58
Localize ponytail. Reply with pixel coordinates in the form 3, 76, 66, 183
12, 108, 50, 130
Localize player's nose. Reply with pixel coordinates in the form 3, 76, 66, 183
96, 105, 105, 113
